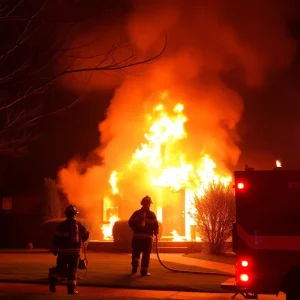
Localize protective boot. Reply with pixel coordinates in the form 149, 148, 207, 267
48, 268, 56, 293
67, 284, 79, 295
49, 277, 57, 293
141, 271, 151, 277
131, 257, 139, 275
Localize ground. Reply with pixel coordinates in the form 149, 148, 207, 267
0, 252, 287, 299
183, 253, 236, 265
0, 252, 231, 292
0, 283, 287, 300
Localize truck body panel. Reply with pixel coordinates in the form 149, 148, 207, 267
222, 168, 300, 297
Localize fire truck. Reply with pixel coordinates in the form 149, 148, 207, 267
221, 167, 300, 300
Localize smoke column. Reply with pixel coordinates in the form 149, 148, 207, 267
58, 0, 297, 233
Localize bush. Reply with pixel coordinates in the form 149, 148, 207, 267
38, 218, 94, 249
185, 242, 202, 254
192, 182, 235, 255
41, 178, 62, 221
112, 220, 163, 252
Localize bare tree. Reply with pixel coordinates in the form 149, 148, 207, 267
42, 177, 62, 221
192, 183, 235, 254
0, 0, 167, 157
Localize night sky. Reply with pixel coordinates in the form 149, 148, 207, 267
1, 0, 300, 187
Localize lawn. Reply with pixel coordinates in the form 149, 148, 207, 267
0, 252, 231, 292
183, 253, 236, 265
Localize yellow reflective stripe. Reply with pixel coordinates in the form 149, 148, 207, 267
147, 219, 157, 224
58, 249, 81, 251
58, 248, 81, 254
54, 231, 70, 237
133, 233, 153, 238
58, 248, 81, 251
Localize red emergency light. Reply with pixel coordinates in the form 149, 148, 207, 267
240, 274, 249, 282
237, 182, 245, 190
236, 258, 252, 286
241, 260, 249, 267
234, 182, 246, 190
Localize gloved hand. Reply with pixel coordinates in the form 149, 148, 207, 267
52, 248, 58, 256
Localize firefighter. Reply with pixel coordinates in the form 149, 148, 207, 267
128, 195, 159, 276
49, 204, 89, 294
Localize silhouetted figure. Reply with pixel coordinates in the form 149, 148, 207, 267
128, 196, 159, 276
49, 205, 89, 294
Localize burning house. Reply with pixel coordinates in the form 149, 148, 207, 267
66, 91, 233, 242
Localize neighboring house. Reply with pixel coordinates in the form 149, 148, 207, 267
0, 179, 44, 248
0, 177, 67, 248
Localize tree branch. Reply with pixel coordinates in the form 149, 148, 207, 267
0, 0, 167, 158
0, 36, 168, 112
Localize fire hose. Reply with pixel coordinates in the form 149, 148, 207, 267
155, 235, 235, 277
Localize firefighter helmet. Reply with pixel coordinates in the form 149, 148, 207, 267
64, 204, 79, 216
141, 195, 153, 205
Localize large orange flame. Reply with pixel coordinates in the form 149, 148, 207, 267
101, 90, 232, 240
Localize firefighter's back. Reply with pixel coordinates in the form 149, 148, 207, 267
55, 219, 81, 252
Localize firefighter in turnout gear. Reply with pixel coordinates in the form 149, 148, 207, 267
128, 196, 159, 276
49, 205, 89, 294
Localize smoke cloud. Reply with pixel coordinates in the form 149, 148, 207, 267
57, 0, 297, 235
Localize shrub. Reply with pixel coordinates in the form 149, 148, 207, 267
41, 178, 62, 221
191, 182, 235, 254
185, 242, 202, 254
112, 220, 163, 252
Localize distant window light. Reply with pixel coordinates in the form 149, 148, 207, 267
2, 196, 12, 211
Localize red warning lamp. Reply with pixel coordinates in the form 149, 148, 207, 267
237, 258, 252, 286
240, 274, 249, 282
237, 182, 245, 190
241, 260, 249, 267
